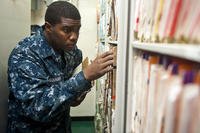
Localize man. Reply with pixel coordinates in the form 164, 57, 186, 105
7, 1, 114, 133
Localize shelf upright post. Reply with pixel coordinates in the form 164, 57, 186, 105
112, 0, 132, 132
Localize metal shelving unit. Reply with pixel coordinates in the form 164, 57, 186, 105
95, 0, 122, 133
124, 0, 200, 132
132, 42, 200, 63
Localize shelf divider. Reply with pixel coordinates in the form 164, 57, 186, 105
132, 41, 200, 62
108, 41, 118, 46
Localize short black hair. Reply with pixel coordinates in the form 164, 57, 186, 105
45, 1, 81, 25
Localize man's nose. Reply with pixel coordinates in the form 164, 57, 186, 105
69, 32, 78, 41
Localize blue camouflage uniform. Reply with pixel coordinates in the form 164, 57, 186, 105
7, 27, 91, 133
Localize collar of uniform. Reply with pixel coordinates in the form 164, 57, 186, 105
31, 27, 60, 60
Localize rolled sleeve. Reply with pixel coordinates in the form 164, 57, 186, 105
65, 71, 91, 93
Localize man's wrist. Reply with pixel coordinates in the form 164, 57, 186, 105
83, 69, 91, 81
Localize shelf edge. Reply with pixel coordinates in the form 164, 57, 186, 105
132, 41, 200, 62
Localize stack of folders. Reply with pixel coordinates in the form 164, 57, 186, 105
107, 0, 118, 41
131, 52, 200, 133
133, 0, 200, 43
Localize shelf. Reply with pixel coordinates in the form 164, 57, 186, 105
132, 41, 200, 63
108, 41, 118, 46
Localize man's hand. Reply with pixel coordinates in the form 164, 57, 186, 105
83, 50, 114, 81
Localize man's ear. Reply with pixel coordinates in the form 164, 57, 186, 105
44, 22, 52, 33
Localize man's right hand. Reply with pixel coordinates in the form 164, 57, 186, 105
83, 50, 114, 81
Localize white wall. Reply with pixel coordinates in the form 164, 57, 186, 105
31, 0, 98, 116
70, 0, 98, 117
31, 0, 46, 25
0, 0, 31, 132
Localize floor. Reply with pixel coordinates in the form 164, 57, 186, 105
71, 119, 95, 133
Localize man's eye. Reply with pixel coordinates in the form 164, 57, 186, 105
63, 26, 80, 33
63, 28, 72, 33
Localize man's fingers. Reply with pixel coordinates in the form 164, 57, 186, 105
101, 65, 113, 74
101, 54, 114, 63
100, 51, 113, 58
101, 60, 114, 68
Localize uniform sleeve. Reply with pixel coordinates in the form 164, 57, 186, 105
8, 53, 91, 123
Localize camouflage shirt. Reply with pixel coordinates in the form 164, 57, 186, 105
7, 27, 91, 133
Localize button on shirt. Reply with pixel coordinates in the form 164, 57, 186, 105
7, 27, 91, 133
